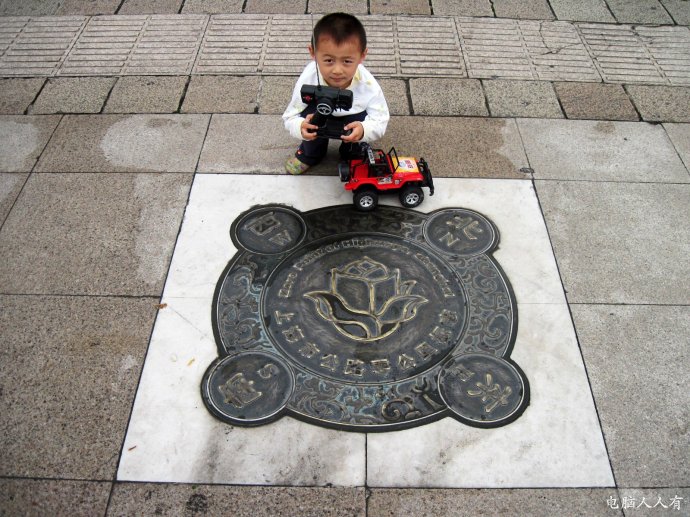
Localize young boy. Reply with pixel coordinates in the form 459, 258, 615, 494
283, 12, 390, 175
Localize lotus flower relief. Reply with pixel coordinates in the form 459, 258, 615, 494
305, 257, 428, 342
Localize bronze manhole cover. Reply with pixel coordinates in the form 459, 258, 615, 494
201, 205, 529, 431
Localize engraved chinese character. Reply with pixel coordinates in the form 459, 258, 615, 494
466, 373, 512, 413
398, 354, 416, 371
370, 358, 391, 374
430, 326, 452, 344
438, 309, 458, 325
274, 310, 295, 325
320, 354, 338, 371
455, 364, 475, 383
282, 325, 304, 343
344, 359, 365, 377
257, 363, 279, 379
246, 212, 280, 236
269, 229, 293, 246
415, 341, 439, 361
219, 373, 262, 408
298, 341, 320, 359
446, 215, 483, 240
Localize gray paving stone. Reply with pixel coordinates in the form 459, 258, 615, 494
484, 79, 563, 118
410, 78, 487, 116
193, 14, 267, 74
578, 25, 690, 86
627, 85, 690, 123
605, 0, 674, 24
379, 116, 529, 178
0, 115, 61, 173
492, 0, 555, 19
29, 77, 115, 114
0, 78, 44, 115
181, 0, 243, 13
370, 0, 431, 14
257, 75, 297, 115
536, 181, 690, 304
368, 488, 622, 517
58, 14, 206, 77
617, 488, 690, 515
360, 16, 396, 77
0, 172, 192, 296
661, 0, 690, 24
0, 173, 27, 226
397, 16, 464, 77
107, 483, 366, 516
663, 122, 690, 172
308, 0, 368, 14
181, 75, 260, 113
244, 0, 306, 14
554, 82, 639, 121
571, 305, 690, 486
56, 0, 121, 14
378, 78, 410, 115
549, 0, 616, 22
0, 16, 87, 77
518, 119, 689, 182
0, 479, 111, 517
198, 114, 296, 173
432, 0, 493, 16
104, 76, 187, 113
35, 114, 209, 172
0, 0, 60, 15
0, 295, 158, 478
118, 0, 183, 14
263, 16, 312, 75
458, 18, 600, 82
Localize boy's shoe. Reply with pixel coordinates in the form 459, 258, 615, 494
285, 156, 310, 175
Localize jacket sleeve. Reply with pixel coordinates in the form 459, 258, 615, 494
361, 84, 389, 143
282, 64, 313, 140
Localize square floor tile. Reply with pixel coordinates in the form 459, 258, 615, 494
0, 115, 61, 172
518, 119, 689, 183
0, 173, 192, 296
0, 295, 157, 479
571, 305, 690, 487
118, 174, 611, 488
536, 181, 690, 305
35, 114, 209, 173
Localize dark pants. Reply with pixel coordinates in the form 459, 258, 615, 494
295, 106, 367, 166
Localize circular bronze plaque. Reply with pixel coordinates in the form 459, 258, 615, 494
203, 205, 529, 431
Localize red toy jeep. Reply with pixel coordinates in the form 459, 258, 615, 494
339, 144, 434, 211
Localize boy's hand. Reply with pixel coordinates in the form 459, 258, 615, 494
341, 121, 364, 142
300, 114, 319, 141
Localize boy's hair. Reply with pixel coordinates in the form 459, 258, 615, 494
313, 13, 367, 52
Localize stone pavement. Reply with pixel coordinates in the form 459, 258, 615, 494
0, 1, 689, 516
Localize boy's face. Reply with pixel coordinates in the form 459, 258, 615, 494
309, 35, 367, 89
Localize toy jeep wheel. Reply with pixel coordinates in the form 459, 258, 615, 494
354, 189, 378, 211
400, 185, 424, 208
338, 161, 350, 182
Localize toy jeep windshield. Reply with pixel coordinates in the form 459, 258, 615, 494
339, 143, 434, 211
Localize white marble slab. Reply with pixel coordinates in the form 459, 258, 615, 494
118, 173, 611, 487
367, 303, 614, 488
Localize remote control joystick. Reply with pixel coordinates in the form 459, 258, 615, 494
300, 84, 354, 139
